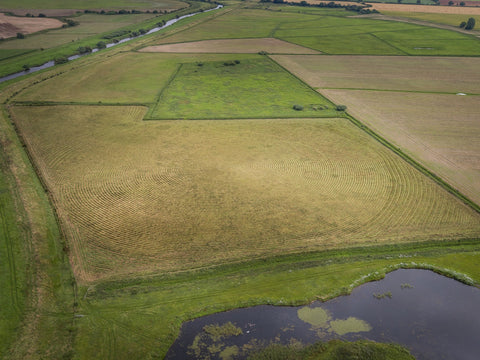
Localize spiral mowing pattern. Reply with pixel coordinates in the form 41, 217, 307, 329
11, 106, 480, 281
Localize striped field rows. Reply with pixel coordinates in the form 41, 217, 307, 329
11, 105, 480, 283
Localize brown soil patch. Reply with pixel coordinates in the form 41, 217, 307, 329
367, 3, 480, 13
286, 0, 480, 11
0, 9, 80, 16
0, 13, 63, 39
140, 38, 320, 54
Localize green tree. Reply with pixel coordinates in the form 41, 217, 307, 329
16, 32, 25, 39
465, 17, 476, 30
460, 21, 467, 28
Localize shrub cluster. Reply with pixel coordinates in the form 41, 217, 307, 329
260, 0, 379, 14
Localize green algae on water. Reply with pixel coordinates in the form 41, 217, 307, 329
329, 317, 372, 335
297, 307, 331, 328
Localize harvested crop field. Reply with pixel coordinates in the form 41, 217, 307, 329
10, 105, 480, 283
0, 13, 63, 39
140, 38, 320, 54
321, 90, 480, 205
366, 3, 480, 14
271, 55, 480, 93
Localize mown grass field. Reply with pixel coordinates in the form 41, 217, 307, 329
273, 55, 480, 205
10, 104, 480, 282
271, 55, 480, 93
2, 2, 480, 359
322, 90, 480, 205
153, 7, 480, 55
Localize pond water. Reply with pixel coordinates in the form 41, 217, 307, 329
166, 269, 480, 360
0, 5, 222, 83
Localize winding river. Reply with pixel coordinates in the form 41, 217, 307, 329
166, 269, 480, 360
0, 5, 222, 83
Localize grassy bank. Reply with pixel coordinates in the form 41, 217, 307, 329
74, 240, 480, 359
0, 106, 75, 359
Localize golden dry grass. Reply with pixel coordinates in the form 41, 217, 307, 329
366, 3, 480, 14
11, 105, 480, 283
271, 55, 480, 93
290, 0, 480, 12
321, 89, 480, 205
139, 38, 320, 54
0, 13, 63, 39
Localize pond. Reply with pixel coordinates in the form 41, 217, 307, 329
166, 269, 480, 360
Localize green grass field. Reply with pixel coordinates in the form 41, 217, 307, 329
2, 2, 480, 359
149, 57, 337, 119
155, 8, 480, 55
0, 154, 27, 356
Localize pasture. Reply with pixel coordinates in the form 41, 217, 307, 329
148, 57, 336, 119
152, 7, 480, 55
11, 104, 480, 283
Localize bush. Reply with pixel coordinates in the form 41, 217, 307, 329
77, 46, 92, 54
139, 28, 147, 34
293, 104, 303, 111
38, 13, 46, 17
65, 19, 79, 27
22, 64, 30, 71
96, 41, 106, 49
54, 56, 69, 65
16, 32, 25, 39
258, 50, 269, 55
460, 21, 467, 28
336, 105, 347, 111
